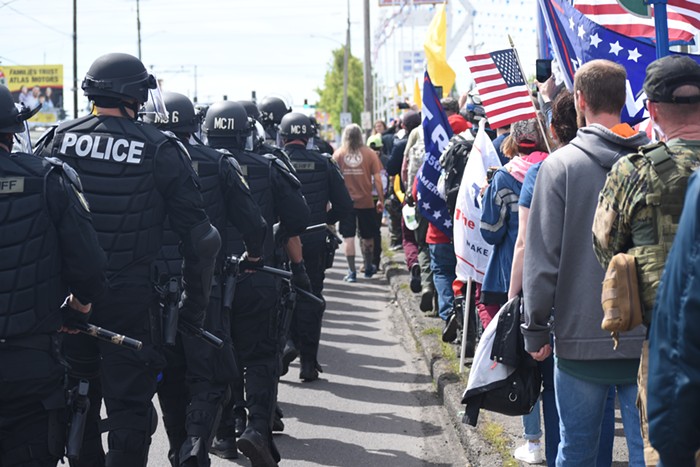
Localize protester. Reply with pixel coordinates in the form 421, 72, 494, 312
593, 54, 700, 467
522, 59, 647, 466
333, 124, 384, 282
507, 92, 573, 466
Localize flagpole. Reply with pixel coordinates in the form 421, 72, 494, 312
459, 277, 473, 373
508, 35, 552, 153
648, 0, 670, 58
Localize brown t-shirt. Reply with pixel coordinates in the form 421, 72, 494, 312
333, 145, 382, 209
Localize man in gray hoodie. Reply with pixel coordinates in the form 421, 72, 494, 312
522, 60, 648, 466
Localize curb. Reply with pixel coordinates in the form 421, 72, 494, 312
382, 251, 523, 467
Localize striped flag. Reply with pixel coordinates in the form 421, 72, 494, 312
464, 49, 537, 129
573, 0, 700, 43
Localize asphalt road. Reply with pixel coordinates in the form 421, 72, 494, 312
147, 254, 468, 467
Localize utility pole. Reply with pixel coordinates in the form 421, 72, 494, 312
136, 0, 142, 61
363, 0, 373, 128
72, 0, 78, 118
342, 0, 350, 113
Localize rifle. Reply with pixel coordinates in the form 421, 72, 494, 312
72, 322, 143, 351
65, 380, 89, 460
155, 279, 225, 349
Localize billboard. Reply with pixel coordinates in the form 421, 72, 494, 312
0, 64, 64, 124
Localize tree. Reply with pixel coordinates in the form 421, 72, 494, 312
316, 47, 364, 133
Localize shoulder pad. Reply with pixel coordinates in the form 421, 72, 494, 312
44, 157, 83, 192
639, 141, 673, 168
214, 148, 234, 157
160, 130, 192, 161
271, 156, 301, 187
320, 152, 333, 160
224, 154, 243, 173
262, 153, 276, 161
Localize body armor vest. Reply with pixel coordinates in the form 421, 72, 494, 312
0, 153, 63, 338
627, 142, 700, 323
228, 149, 276, 265
286, 145, 329, 246
154, 143, 229, 282
48, 115, 171, 286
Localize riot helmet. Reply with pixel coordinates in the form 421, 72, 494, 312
202, 101, 251, 149
0, 85, 40, 152
82, 53, 164, 119
143, 91, 199, 134
258, 96, 291, 127
278, 112, 312, 142
239, 100, 261, 122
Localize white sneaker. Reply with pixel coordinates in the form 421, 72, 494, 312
514, 441, 544, 464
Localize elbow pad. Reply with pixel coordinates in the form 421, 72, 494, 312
181, 222, 221, 316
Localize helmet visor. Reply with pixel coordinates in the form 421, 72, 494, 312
142, 75, 168, 122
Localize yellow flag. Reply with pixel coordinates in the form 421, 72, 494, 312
413, 77, 422, 110
423, 3, 455, 95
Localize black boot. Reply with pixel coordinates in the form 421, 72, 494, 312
210, 436, 238, 460
299, 359, 322, 382
236, 426, 278, 467
280, 340, 299, 376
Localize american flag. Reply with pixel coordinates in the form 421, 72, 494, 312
464, 49, 537, 129
574, 0, 700, 44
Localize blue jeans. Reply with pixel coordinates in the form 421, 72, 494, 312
554, 365, 645, 467
428, 243, 457, 321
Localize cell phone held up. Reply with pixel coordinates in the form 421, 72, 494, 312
536, 59, 552, 83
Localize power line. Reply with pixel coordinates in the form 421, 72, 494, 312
3, 2, 71, 37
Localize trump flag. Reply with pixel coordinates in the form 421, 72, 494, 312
416, 72, 453, 237
453, 121, 502, 283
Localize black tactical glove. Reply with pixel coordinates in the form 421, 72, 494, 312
238, 251, 264, 272
60, 296, 92, 331
290, 260, 311, 292
178, 291, 205, 330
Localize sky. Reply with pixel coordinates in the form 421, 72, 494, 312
1, 0, 539, 116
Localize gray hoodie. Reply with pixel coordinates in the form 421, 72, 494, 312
522, 124, 649, 360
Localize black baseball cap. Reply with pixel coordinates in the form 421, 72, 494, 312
644, 55, 700, 104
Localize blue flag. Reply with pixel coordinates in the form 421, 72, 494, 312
416, 72, 453, 237
539, 0, 700, 125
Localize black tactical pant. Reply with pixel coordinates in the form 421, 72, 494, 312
157, 294, 237, 467
290, 244, 327, 364
218, 273, 280, 439
0, 336, 66, 467
63, 287, 166, 467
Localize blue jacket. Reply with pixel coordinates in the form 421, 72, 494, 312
479, 167, 522, 295
648, 170, 700, 467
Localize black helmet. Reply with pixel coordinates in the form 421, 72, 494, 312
202, 101, 250, 147
308, 115, 320, 137
0, 85, 39, 134
239, 100, 261, 121
143, 91, 198, 133
82, 53, 157, 104
258, 96, 291, 126
279, 112, 312, 141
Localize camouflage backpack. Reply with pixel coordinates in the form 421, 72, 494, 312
622, 141, 700, 325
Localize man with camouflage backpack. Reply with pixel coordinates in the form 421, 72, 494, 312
593, 55, 700, 467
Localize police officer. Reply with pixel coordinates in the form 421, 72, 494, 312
308, 115, 335, 155
0, 84, 106, 467
204, 101, 309, 467
38, 53, 220, 467
258, 96, 291, 145
143, 91, 266, 467
278, 112, 352, 381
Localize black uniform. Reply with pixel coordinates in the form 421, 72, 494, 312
155, 140, 266, 467
39, 114, 219, 467
212, 144, 309, 454
284, 143, 352, 369
0, 151, 106, 467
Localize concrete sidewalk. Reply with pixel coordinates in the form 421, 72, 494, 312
382, 243, 632, 467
